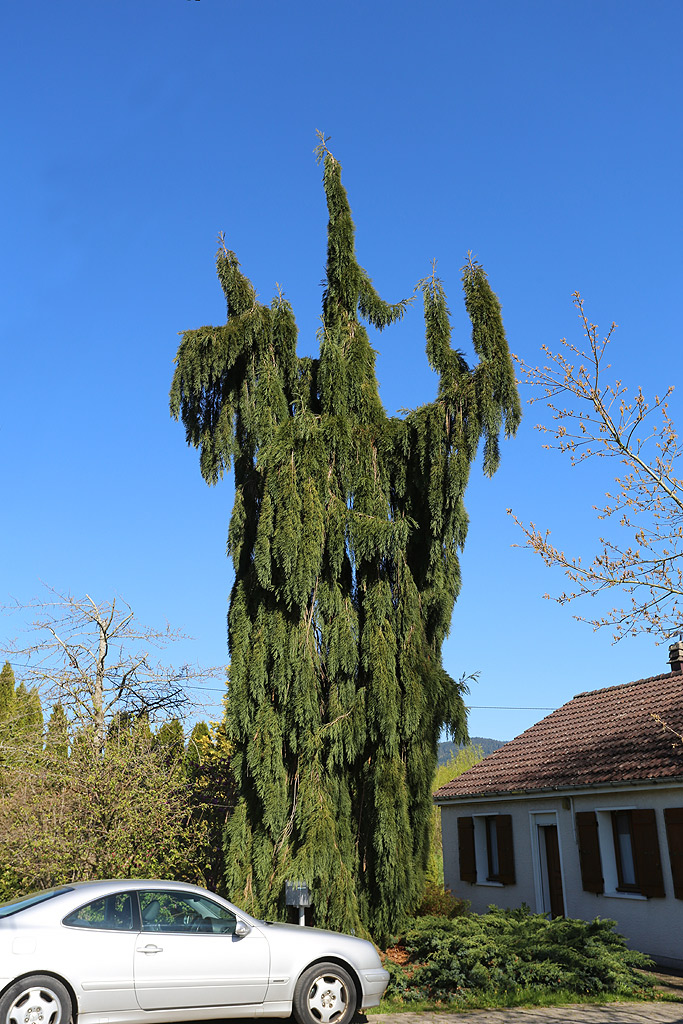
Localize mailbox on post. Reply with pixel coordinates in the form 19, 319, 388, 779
285, 881, 311, 926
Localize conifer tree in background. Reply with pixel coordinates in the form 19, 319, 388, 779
170, 139, 520, 939
0, 663, 15, 717
14, 682, 43, 748
0, 677, 44, 772
0, 663, 16, 729
0, 663, 17, 770
45, 704, 69, 762
155, 718, 185, 763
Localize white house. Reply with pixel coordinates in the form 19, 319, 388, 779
435, 644, 683, 970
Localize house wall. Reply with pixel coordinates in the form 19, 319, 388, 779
440, 783, 683, 970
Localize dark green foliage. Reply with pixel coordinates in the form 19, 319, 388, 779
132, 713, 153, 750
45, 704, 69, 762
382, 959, 414, 1001
0, 663, 16, 723
108, 711, 134, 744
155, 718, 185, 763
396, 908, 654, 1001
0, 663, 17, 768
14, 682, 43, 752
170, 143, 520, 939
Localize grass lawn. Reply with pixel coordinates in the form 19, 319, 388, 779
368, 978, 683, 1015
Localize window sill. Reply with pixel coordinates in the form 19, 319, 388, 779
476, 880, 504, 888
602, 891, 647, 901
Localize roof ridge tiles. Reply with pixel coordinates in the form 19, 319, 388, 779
573, 670, 678, 700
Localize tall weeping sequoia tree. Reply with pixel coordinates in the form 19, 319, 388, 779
170, 139, 520, 940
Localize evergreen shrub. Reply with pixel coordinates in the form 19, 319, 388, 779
385, 906, 654, 1003
415, 880, 468, 919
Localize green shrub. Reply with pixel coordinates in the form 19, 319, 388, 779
401, 906, 654, 1002
415, 880, 469, 918
381, 960, 416, 1001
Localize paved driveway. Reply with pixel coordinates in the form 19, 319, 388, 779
370, 1006, 683, 1023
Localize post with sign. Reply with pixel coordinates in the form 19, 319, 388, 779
285, 881, 311, 926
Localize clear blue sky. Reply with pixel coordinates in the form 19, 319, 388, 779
2, 0, 681, 740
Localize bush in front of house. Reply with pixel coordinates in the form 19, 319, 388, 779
415, 878, 469, 919
386, 906, 654, 1004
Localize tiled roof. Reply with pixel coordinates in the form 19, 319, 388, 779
435, 671, 683, 800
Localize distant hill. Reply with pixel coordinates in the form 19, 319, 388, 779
438, 737, 505, 764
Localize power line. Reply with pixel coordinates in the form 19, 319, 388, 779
1, 661, 555, 710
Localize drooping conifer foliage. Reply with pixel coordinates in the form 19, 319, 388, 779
170, 139, 520, 939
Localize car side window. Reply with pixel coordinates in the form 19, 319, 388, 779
138, 891, 237, 934
63, 892, 137, 931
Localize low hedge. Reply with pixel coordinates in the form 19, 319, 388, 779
385, 905, 654, 1003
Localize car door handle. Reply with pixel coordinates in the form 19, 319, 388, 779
137, 944, 163, 953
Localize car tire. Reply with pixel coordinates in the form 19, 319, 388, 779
0, 975, 72, 1024
292, 961, 357, 1024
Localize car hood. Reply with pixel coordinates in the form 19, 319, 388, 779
257, 920, 380, 963
259, 921, 347, 939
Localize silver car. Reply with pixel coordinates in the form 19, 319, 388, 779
0, 880, 389, 1024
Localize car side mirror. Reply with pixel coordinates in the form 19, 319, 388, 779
234, 919, 251, 937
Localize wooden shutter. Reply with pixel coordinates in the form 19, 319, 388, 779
457, 816, 476, 883
496, 814, 516, 884
632, 808, 665, 898
664, 808, 683, 899
576, 811, 604, 893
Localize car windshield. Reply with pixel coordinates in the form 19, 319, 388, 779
0, 887, 74, 918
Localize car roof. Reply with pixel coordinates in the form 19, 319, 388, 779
67, 880, 210, 892
0, 880, 257, 926
62, 880, 243, 905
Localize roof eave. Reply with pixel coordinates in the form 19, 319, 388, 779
434, 773, 683, 805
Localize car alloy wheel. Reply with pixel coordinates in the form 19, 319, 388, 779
293, 962, 356, 1024
1, 976, 71, 1024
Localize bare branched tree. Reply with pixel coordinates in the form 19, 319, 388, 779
509, 293, 683, 642
3, 587, 217, 752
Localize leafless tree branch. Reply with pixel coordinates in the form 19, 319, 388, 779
3, 586, 220, 753
509, 293, 683, 642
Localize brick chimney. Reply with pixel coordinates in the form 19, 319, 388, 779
668, 641, 683, 674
